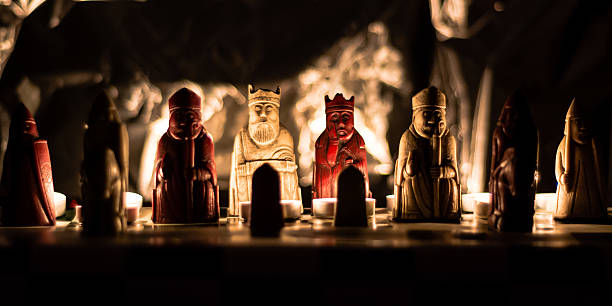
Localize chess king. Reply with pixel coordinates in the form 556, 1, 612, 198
228, 85, 301, 217
313, 93, 369, 199
393, 86, 460, 221
554, 99, 606, 221
152, 88, 219, 224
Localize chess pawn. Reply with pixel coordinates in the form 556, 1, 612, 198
250, 163, 283, 237
81, 91, 128, 235
393, 86, 460, 221
1, 103, 55, 226
554, 99, 606, 221
229, 85, 301, 218
313, 93, 369, 199
152, 88, 219, 224
334, 166, 368, 227
488, 91, 538, 232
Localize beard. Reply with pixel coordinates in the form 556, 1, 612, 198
249, 121, 279, 146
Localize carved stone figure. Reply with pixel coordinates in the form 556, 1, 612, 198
313, 93, 369, 199
488, 91, 538, 232
554, 99, 606, 221
229, 85, 301, 217
152, 88, 219, 224
393, 86, 460, 221
250, 163, 283, 237
335, 166, 368, 227
81, 91, 128, 235
1, 103, 55, 226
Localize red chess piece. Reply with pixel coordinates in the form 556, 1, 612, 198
152, 88, 219, 224
313, 93, 369, 199
1, 103, 56, 226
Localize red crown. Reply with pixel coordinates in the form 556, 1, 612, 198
324, 93, 354, 113
169, 88, 201, 111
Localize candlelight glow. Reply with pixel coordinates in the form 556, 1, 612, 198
53, 192, 66, 217
293, 21, 404, 183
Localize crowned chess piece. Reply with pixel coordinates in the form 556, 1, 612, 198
229, 85, 301, 218
554, 99, 606, 221
152, 88, 219, 224
393, 87, 460, 222
250, 163, 284, 237
488, 91, 538, 232
335, 166, 368, 227
1, 103, 55, 226
81, 91, 128, 235
313, 93, 369, 199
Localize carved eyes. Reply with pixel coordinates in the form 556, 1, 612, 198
331, 113, 351, 123
423, 110, 442, 121
254, 104, 275, 115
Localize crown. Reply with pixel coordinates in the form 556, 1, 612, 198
248, 84, 281, 107
325, 93, 355, 113
169, 88, 201, 111
412, 86, 446, 109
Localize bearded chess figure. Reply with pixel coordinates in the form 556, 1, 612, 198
81, 91, 128, 235
393, 86, 460, 221
1, 103, 56, 226
488, 91, 538, 232
229, 85, 301, 218
313, 93, 369, 199
554, 99, 606, 221
152, 88, 219, 224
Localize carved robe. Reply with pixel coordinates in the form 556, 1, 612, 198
229, 126, 300, 216
152, 130, 219, 223
393, 126, 459, 220
313, 130, 368, 199
554, 137, 605, 219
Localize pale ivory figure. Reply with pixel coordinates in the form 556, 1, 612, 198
229, 85, 301, 217
554, 99, 606, 221
393, 86, 460, 221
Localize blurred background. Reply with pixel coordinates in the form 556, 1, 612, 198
0, 0, 610, 208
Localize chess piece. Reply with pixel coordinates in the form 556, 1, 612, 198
393, 86, 460, 221
313, 93, 369, 199
488, 91, 538, 232
81, 91, 128, 235
152, 88, 219, 224
229, 85, 301, 218
1, 103, 55, 226
334, 166, 368, 227
554, 99, 606, 221
250, 163, 283, 237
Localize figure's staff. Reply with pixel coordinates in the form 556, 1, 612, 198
432, 122, 443, 218
185, 122, 195, 222
564, 102, 572, 192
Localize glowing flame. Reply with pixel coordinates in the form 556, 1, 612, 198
293, 21, 404, 184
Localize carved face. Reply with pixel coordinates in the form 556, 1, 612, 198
169, 109, 202, 140
569, 117, 589, 144
413, 107, 446, 139
326, 110, 354, 142
499, 106, 519, 138
248, 102, 279, 146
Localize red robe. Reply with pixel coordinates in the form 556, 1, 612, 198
313, 130, 368, 198
152, 130, 218, 223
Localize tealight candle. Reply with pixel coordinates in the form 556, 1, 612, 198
53, 192, 66, 217
239, 200, 302, 221
386, 195, 395, 214
125, 192, 143, 223
312, 198, 375, 219
461, 193, 490, 213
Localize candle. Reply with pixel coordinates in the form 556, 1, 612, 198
240, 201, 251, 221
312, 198, 375, 219
125, 192, 143, 223
461, 193, 490, 213
386, 195, 395, 214
53, 192, 66, 217
239, 200, 302, 222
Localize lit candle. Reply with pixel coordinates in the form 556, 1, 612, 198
125, 192, 143, 223
53, 192, 66, 217
386, 195, 395, 214
461, 193, 490, 213
312, 198, 375, 219
239, 200, 302, 222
